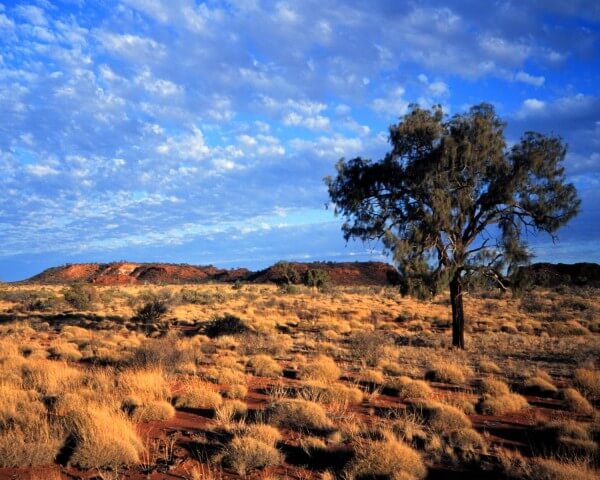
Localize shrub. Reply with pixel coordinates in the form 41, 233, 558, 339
134, 298, 169, 328
222, 436, 282, 475
130, 335, 184, 370
64, 284, 95, 310
298, 355, 340, 382
304, 269, 331, 290
348, 330, 391, 367
268, 399, 333, 431
347, 434, 427, 480
248, 355, 282, 378
203, 314, 248, 338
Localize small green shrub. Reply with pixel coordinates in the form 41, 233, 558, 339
64, 285, 94, 310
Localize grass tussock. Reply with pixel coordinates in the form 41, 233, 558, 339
268, 399, 333, 430
299, 355, 341, 382
425, 361, 472, 385
221, 436, 282, 476
388, 376, 433, 401
66, 404, 144, 469
173, 379, 223, 409
574, 368, 600, 401
247, 354, 283, 378
347, 433, 427, 480
559, 388, 594, 415
412, 400, 472, 432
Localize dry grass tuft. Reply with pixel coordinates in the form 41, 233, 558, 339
268, 399, 333, 430
476, 392, 528, 415
347, 433, 427, 480
425, 361, 472, 385
221, 436, 282, 476
412, 400, 471, 432
173, 379, 223, 409
248, 354, 283, 378
299, 355, 341, 382
523, 372, 558, 396
559, 388, 594, 415
66, 404, 144, 469
574, 368, 600, 401
299, 381, 363, 405
132, 400, 175, 421
241, 423, 282, 446
529, 457, 598, 480
388, 376, 433, 402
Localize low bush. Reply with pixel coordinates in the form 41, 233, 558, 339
203, 314, 248, 338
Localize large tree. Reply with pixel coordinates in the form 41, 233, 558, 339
326, 103, 580, 348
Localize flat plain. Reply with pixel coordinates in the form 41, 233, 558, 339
0, 281, 598, 479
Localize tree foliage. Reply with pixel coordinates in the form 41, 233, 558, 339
326, 103, 580, 347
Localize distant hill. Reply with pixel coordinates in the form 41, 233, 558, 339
24, 261, 399, 286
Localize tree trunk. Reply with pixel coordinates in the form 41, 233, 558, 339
450, 274, 465, 349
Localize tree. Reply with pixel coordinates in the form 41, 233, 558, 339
325, 103, 580, 348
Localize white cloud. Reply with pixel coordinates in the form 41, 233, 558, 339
26, 164, 59, 176
515, 71, 545, 87
518, 98, 546, 117
157, 126, 210, 159
372, 86, 409, 117
15, 5, 47, 26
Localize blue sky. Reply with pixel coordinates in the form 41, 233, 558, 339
0, 0, 599, 281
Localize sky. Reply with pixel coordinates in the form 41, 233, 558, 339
0, 0, 599, 281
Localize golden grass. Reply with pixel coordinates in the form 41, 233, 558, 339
0, 283, 599, 477
574, 368, 600, 401
247, 354, 283, 378
298, 354, 341, 382
221, 436, 282, 475
425, 361, 472, 385
388, 376, 433, 401
268, 399, 333, 430
347, 433, 427, 480
476, 392, 529, 415
173, 379, 223, 409
66, 404, 144, 469
559, 388, 594, 415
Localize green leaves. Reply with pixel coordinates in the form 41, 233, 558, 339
326, 102, 580, 297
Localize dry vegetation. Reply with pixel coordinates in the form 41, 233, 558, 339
0, 281, 598, 479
